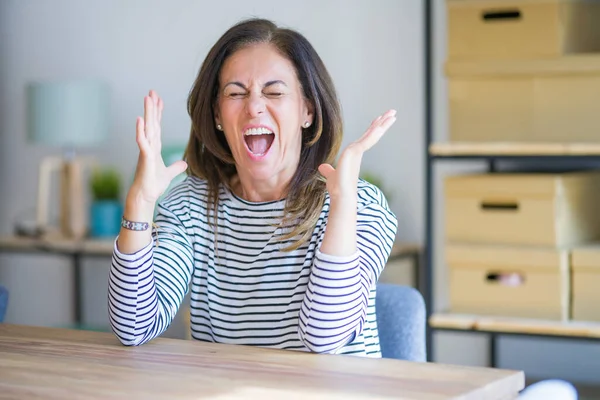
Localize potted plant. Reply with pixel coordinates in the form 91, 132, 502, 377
89, 167, 123, 238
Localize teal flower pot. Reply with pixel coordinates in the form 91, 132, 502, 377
90, 200, 123, 238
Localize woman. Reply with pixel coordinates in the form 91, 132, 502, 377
109, 18, 398, 357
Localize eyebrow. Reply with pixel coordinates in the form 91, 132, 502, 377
223, 80, 288, 90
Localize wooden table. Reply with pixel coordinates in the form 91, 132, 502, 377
0, 324, 524, 400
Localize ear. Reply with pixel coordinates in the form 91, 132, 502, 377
213, 103, 222, 128
302, 98, 315, 127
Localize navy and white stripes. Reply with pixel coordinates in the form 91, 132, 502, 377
108, 176, 397, 357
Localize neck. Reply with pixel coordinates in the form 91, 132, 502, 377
230, 173, 292, 203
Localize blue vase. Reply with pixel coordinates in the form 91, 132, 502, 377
90, 200, 123, 238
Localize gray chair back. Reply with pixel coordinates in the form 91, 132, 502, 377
376, 283, 426, 361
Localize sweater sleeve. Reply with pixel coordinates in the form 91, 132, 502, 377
298, 194, 398, 354
108, 198, 194, 346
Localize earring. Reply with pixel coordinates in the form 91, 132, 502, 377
216, 124, 222, 131
303, 121, 310, 128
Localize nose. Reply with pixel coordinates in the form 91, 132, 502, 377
245, 91, 266, 117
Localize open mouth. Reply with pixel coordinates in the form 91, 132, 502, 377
244, 127, 275, 156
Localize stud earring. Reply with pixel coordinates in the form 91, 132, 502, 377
303, 121, 310, 128
216, 124, 222, 131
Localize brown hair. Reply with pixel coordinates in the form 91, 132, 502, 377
184, 18, 343, 251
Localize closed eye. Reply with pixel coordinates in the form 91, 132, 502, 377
227, 92, 246, 98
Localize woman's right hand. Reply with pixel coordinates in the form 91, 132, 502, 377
118, 91, 188, 254
129, 90, 188, 206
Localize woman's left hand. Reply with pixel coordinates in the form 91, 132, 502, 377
318, 109, 397, 200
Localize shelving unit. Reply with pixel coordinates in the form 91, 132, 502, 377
430, 142, 600, 157
0, 235, 114, 327
424, 142, 600, 366
429, 312, 600, 368
422, 0, 600, 367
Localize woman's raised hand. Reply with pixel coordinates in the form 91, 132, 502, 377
129, 90, 188, 206
318, 109, 397, 200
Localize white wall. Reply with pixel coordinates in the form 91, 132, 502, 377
0, 0, 423, 239
1, 0, 599, 388
0, 1, 422, 327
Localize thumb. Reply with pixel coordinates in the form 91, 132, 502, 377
167, 160, 188, 181
318, 163, 335, 180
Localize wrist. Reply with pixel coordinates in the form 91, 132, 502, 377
124, 190, 155, 222
328, 192, 357, 208
320, 190, 357, 257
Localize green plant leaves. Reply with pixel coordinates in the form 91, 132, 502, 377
90, 167, 121, 201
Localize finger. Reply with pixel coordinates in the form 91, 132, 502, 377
144, 96, 154, 142
370, 110, 396, 131
357, 115, 397, 152
318, 163, 336, 180
375, 112, 397, 132
166, 160, 188, 181
136, 117, 151, 154
149, 90, 159, 118
360, 110, 396, 141
383, 109, 397, 118
149, 90, 162, 146
156, 97, 163, 147
157, 96, 164, 125
149, 90, 159, 133
367, 115, 383, 130
366, 110, 394, 130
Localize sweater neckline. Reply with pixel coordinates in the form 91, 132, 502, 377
222, 184, 287, 208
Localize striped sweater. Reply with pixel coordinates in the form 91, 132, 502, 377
108, 176, 398, 356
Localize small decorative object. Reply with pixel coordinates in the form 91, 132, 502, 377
89, 167, 123, 238
27, 79, 110, 239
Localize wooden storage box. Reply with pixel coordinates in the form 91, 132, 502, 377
445, 171, 600, 247
447, 55, 600, 143
571, 246, 600, 321
447, 0, 600, 61
447, 243, 570, 320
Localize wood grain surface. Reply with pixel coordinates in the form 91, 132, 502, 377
0, 324, 524, 399
429, 142, 600, 156
430, 312, 600, 338
0, 235, 114, 256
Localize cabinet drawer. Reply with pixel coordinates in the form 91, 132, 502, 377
445, 172, 600, 247
572, 246, 600, 321
447, 0, 600, 61
447, 55, 600, 143
448, 243, 570, 320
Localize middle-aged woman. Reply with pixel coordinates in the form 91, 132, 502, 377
108, 17, 398, 358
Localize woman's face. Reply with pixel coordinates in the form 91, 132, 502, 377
215, 42, 313, 187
